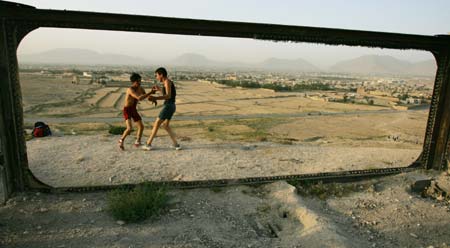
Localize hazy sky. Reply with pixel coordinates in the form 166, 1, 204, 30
15, 0, 450, 67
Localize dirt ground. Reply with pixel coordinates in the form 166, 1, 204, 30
26, 134, 420, 187
1, 171, 450, 248
10, 73, 446, 247
20, 74, 389, 119
24, 109, 426, 187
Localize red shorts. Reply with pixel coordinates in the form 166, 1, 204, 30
123, 106, 142, 122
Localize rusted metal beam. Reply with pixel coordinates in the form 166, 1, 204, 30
0, 3, 447, 52
0, 19, 26, 201
0, 1, 449, 199
426, 48, 450, 170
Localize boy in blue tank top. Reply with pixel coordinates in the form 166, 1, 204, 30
143, 67, 181, 151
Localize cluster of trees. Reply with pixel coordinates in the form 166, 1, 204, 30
216, 79, 335, 92
397, 93, 410, 101
335, 95, 374, 105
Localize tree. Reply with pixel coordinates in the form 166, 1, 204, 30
343, 95, 349, 103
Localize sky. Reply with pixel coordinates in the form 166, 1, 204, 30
14, 0, 450, 67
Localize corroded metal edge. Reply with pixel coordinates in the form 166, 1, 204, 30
54, 166, 419, 193
0, 2, 448, 194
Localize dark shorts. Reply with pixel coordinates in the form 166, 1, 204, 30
159, 103, 176, 120
123, 106, 142, 122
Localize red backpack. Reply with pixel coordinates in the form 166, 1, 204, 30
32, 122, 52, 138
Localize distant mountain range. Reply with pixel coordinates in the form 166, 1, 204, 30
19, 48, 150, 66
329, 55, 436, 76
170, 53, 320, 72
18, 48, 436, 76
258, 57, 320, 72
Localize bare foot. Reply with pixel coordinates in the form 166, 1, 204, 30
118, 140, 124, 150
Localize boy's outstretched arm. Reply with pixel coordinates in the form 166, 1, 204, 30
149, 81, 172, 101
152, 85, 162, 93
128, 88, 151, 101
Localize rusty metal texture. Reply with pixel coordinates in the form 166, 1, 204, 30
0, 1, 449, 195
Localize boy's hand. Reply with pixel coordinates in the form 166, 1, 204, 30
148, 96, 157, 106
138, 93, 151, 101
152, 85, 161, 91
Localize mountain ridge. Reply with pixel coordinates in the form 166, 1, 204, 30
19, 48, 436, 75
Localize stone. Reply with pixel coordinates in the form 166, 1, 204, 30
409, 233, 418, 238
39, 207, 49, 213
411, 179, 431, 194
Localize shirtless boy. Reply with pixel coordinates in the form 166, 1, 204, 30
118, 73, 154, 150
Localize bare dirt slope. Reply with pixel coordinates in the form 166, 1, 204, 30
1, 172, 450, 248
26, 135, 420, 187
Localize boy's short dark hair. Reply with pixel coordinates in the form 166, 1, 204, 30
155, 67, 167, 77
130, 73, 141, 83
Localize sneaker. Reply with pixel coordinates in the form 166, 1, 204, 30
172, 144, 182, 150
142, 144, 152, 151
118, 140, 124, 151
134, 142, 142, 148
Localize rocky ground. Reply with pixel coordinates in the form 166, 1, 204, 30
1, 171, 450, 248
